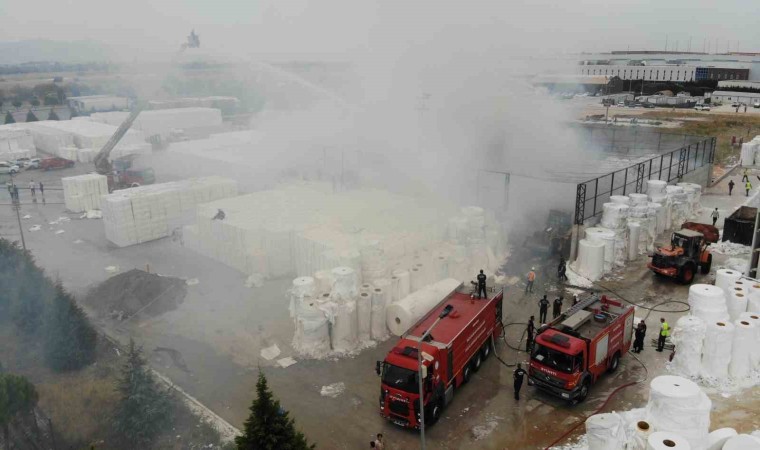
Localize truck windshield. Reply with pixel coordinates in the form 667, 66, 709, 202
382, 363, 418, 393
532, 344, 576, 374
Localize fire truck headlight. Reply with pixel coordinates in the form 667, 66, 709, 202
561, 393, 570, 399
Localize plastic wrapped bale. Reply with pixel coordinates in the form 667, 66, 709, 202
292, 298, 330, 358
702, 321, 735, 379
741, 142, 756, 166
601, 203, 630, 229
585, 413, 627, 450
330, 300, 358, 352
629, 193, 649, 206
289, 276, 315, 318
586, 228, 616, 273
330, 266, 358, 302
687, 284, 729, 324
609, 195, 630, 205
575, 239, 605, 281
670, 315, 706, 378
645, 375, 710, 449
647, 180, 667, 196
728, 319, 756, 379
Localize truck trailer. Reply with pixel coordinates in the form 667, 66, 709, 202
376, 283, 504, 428
528, 294, 634, 403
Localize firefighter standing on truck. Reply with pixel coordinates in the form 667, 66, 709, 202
476, 270, 487, 299
657, 317, 669, 352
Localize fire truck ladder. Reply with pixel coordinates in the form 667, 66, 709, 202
548, 294, 600, 328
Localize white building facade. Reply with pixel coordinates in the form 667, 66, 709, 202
579, 65, 697, 82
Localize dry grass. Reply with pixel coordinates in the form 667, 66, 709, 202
641, 111, 760, 164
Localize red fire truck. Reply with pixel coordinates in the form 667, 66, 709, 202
528, 294, 634, 403
376, 283, 504, 428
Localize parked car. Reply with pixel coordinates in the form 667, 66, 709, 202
12, 157, 30, 167
39, 157, 75, 171
732, 101, 741, 107
754, 101, 760, 109
24, 158, 41, 169
0, 162, 20, 174
694, 104, 711, 111
643, 103, 655, 109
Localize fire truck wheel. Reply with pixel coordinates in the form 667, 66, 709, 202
607, 352, 620, 373
472, 352, 482, 372
700, 254, 712, 274
462, 365, 472, 384
428, 400, 442, 425
574, 379, 590, 404
481, 340, 492, 360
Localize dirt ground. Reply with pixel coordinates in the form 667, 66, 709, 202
2, 163, 760, 449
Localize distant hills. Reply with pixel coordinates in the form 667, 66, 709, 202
0, 39, 111, 65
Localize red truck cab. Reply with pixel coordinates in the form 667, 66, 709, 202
528, 295, 634, 403
377, 283, 503, 429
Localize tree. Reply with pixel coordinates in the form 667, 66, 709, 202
29, 98, 40, 107
11, 100, 21, 109
43, 284, 97, 371
25, 110, 38, 122
111, 340, 173, 448
3, 112, 14, 124
0, 373, 38, 446
48, 109, 60, 121
236, 372, 314, 450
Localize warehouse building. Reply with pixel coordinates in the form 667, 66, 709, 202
717, 80, 760, 90
68, 95, 131, 114
710, 90, 760, 105
532, 75, 624, 94
579, 64, 749, 82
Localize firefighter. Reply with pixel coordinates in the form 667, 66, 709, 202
657, 317, 669, 352
538, 295, 549, 323
711, 208, 719, 226
729, 179, 735, 196
513, 363, 526, 400
212, 209, 226, 220
553, 296, 563, 319
526, 316, 535, 352
746, 180, 753, 197
742, 168, 749, 182
557, 257, 568, 281
476, 269, 487, 299
633, 319, 647, 353
572, 295, 579, 306
525, 267, 536, 293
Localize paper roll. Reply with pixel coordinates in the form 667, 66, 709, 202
371, 288, 389, 341
670, 315, 706, 378
313, 270, 334, 293
601, 203, 630, 229
727, 288, 748, 321
729, 319, 756, 378
706, 428, 738, 450
577, 239, 605, 281
628, 221, 641, 261
630, 193, 649, 206
610, 195, 630, 205
356, 292, 371, 342
646, 179, 667, 195
645, 376, 710, 449
386, 278, 461, 336
391, 269, 410, 302
723, 435, 760, 450
331, 300, 358, 351
738, 312, 760, 368
749, 291, 760, 313
292, 298, 330, 359
646, 432, 691, 450
289, 276, 315, 318
585, 413, 626, 450
702, 321, 735, 378
688, 284, 729, 324
331, 266, 358, 302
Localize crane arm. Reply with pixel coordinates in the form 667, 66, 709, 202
94, 106, 144, 175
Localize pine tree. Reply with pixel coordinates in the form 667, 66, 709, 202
236, 372, 314, 450
43, 284, 97, 371
4, 111, 14, 124
25, 110, 38, 122
111, 340, 173, 448
48, 109, 60, 120
0, 373, 38, 446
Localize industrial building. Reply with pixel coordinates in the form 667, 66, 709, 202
68, 95, 131, 113
532, 75, 623, 94
710, 90, 760, 105
717, 80, 760, 90
578, 63, 749, 82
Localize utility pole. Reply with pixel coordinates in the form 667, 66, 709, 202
13, 201, 27, 251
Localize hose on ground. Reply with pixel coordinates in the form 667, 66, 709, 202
542, 350, 650, 450
593, 282, 690, 320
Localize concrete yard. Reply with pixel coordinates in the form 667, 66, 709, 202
2, 164, 760, 449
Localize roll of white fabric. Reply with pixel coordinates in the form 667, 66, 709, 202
727, 289, 748, 321
289, 276, 315, 318
750, 291, 760, 313
706, 428, 738, 450
331, 300, 358, 351
670, 316, 706, 378
636, 420, 654, 444
577, 239, 605, 281
386, 278, 461, 336
360, 241, 387, 284
370, 289, 387, 343
610, 195, 631, 205
356, 291, 372, 342
646, 432, 691, 450
723, 435, 760, 450
331, 266, 358, 302
292, 298, 330, 358
738, 312, 760, 369
647, 180, 668, 195
585, 413, 627, 450
688, 284, 730, 324
734, 279, 749, 294
391, 269, 410, 302
431, 255, 450, 281
599, 232, 616, 273
313, 270, 334, 294
645, 376, 710, 449
630, 193, 649, 206
628, 221, 641, 260
586, 227, 616, 242
649, 192, 669, 203
729, 319, 756, 379
715, 269, 743, 299
702, 320, 735, 378
601, 203, 630, 229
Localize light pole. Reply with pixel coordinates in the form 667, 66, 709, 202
417, 304, 453, 450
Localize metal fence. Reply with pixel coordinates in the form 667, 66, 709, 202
576, 125, 708, 155
574, 136, 716, 225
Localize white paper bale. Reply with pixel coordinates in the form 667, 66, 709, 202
609, 195, 630, 205
738, 312, 760, 368
706, 428, 738, 450
727, 289, 748, 321
289, 276, 315, 318
585, 413, 627, 450
645, 375, 710, 449
357, 291, 372, 342
331, 266, 358, 302
629, 193, 649, 206
292, 299, 330, 358
723, 435, 760, 450
715, 269, 743, 299
670, 315, 706, 378
386, 278, 461, 336
313, 270, 334, 293
576, 239, 605, 281
370, 288, 389, 341
687, 284, 729, 324
702, 320, 735, 378
750, 291, 760, 313
601, 203, 630, 229
331, 300, 358, 352
390, 269, 410, 303
646, 432, 691, 450
741, 142, 757, 166
647, 180, 667, 195
628, 221, 641, 260
729, 319, 756, 379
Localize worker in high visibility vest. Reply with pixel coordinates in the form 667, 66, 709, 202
657, 318, 669, 352
525, 268, 536, 294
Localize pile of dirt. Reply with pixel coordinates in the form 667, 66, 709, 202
85, 269, 187, 320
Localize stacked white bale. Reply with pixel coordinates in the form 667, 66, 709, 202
330, 266, 358, 301
645, 375, 711, 449
629, 193, 649, 205
750, 291, 760, 313
741, 142, 756, 166
670, 316, 706, 378
687, 284, 730, 324
576, 239, 605, 281
628, 222, 641, 261
723, 435, 760, 450
371, 287, 389, 341
706, 429, 738, 450
586, 227, 617, 272
715, 269, 742, 299
360, 240, 387, 284
34, 119, 145, 150
585, 413, 627, 450
391, 269, 411, 303
292, 295, 331, 358
727, 288, 748, 321
609, 195, 630, 205
102, 176, 238, 247
702, 321, 735, 378
601, 203, 629, 229
667, 186, 689, 229
357, 291, 372, 342
330, 299, 358, 352
646, 180, 667, 196
25, 122, 74, 153
386, 278, 461, 336
313, 270, 334, 293
646, 432, 691, 450
738, 312, 760, 369
677, 183, 702, 216
289, 276, 315, 318
728, 319, 756, 378
62, 174, 109, 213
628, 205, 651, 253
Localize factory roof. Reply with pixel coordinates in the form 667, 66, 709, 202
711, 90, 760, 97
533, 75, 611, 85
